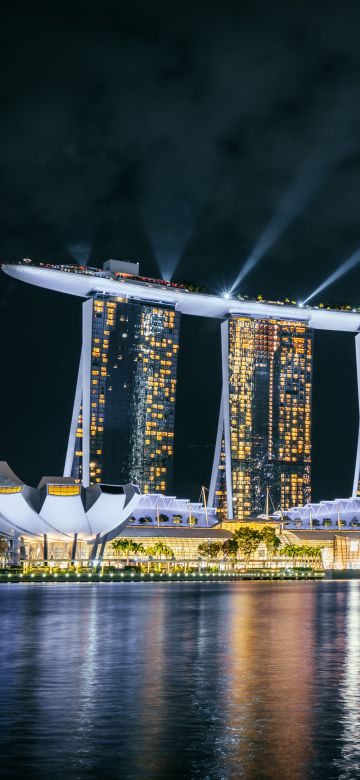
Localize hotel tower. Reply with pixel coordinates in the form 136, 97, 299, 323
209, 316, 313, 520
7, 258, 360, 517
64, 261, 180, 491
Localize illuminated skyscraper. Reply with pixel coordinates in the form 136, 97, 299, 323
209, 317, 313, 520
65, 292, 180, 491
7, 258, 360, 509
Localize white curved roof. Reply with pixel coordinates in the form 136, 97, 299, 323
0, 490, 54, 537
86, 490, 142, 537
3, 263, 360, 332
0, 464, 216, 542
273, 497, 360, 526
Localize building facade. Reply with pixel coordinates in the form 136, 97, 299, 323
210, 316, 313, 520
65, 294, 180, 491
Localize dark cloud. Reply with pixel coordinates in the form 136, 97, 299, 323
1, 0, 360, 499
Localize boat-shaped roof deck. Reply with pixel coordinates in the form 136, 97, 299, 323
3, 261, 360, 332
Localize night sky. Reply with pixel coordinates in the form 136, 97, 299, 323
1, 1, 360, 502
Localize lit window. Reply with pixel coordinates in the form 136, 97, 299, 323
48, 485, 81, 496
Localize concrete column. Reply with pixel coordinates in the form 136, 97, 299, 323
64, 351, 83, 477
11, 533, 21, 566
43, 534, 48, 564
98, 534, 108, 563
209, 392, 224, 508
353, 333, 360, 496
82, 299, 94, 487
71, 533, 78, 563
90, 532, 100, 562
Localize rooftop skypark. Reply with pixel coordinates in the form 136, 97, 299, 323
3, 259, 360, 330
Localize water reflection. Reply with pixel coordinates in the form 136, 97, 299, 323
336, 582, 360, 779
0, 582, 359, 779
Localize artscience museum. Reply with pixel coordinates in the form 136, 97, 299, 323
0, 462, 217, 563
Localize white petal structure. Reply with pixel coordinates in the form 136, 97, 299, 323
0, 463, 216, 543
85, 487, 142, 539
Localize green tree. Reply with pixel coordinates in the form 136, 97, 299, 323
159, 514, 169, 524
260, 527, 281, 556
172, 515, 183, 525
233, 528, 262, 562
322, 518, 332, 528
350, 518, 360, 528
198, 541, 223, 558
222, 538, 239, 559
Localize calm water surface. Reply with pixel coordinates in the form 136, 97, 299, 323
0, 581, 359, 780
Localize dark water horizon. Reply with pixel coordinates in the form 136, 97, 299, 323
0, 581, 359, 780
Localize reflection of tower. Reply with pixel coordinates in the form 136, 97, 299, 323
64, 293, 180, 491
337, 584, 360, 773
209, 316, 313, 520
218, 584, 315, 779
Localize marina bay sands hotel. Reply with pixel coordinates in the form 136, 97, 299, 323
3, 258, 360, 521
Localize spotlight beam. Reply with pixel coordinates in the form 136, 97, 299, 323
304, 248, 360, 304
230, 162, 328, 293
229, 84, 360, 296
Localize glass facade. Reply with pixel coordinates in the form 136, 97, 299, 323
213, 317, 313, 519
69, 295, 180, 492
70, 400, 83, 482
213, 433, 228, 522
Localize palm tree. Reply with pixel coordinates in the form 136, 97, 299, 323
138, 516, 153, 525
350, 518, 360, 528
112, 538, 145, 565
282, 543, 297, 561
112, 538, 129, 561
282, 544, 322, 568
322, 519, 332, 528
148, 541, 173, 559
130, 542, 145, 558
